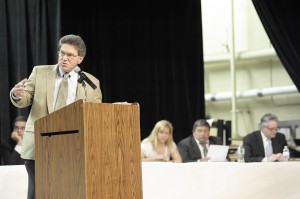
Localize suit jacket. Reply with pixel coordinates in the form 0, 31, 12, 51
243, 130, 287, 162
10, 65, 102, 160
0, 140, 25, 165
178, 135, 223, 162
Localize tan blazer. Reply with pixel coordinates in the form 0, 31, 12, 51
10, 65, 102, 160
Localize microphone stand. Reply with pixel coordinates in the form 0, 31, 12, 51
77, 70, 97, 90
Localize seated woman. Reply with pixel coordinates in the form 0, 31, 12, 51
141, 120, 182, 163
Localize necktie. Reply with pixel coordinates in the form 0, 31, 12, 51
265, 139, 273, 157
55, 74, 69, 111
200, 143, 208, 158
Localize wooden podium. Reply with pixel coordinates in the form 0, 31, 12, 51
34, 100, 143, 199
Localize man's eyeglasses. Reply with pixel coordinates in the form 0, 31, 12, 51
265, 126, 280, 132
14, 126, 25, 131
57, 51, 79, 60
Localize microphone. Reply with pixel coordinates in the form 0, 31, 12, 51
74, 66, 97, 90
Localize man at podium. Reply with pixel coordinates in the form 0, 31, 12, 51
9, 34, 102, 199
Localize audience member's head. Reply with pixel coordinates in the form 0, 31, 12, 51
12, 116, 27, 139
259, 113, 279, 139
147, 120, 174, 147
192, 119, 211, 144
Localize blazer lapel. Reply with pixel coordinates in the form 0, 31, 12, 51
190, 136, 201, 158
47, 66, 58, 114
256, 132, 265, 155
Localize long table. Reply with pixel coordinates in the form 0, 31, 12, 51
143, 162, 300, 199
0, 165, 28, 199
1, 162, 300, 199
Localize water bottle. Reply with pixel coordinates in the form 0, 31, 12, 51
237, 144, 245, 162
283, 146, 290, 162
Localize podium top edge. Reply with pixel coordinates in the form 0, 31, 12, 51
82, 100, 140, 106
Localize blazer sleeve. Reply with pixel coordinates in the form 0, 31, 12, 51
178, 139, 198, 163
93, 78, 102, 102
10, 66, 37, 108
0, 143, 24, 165
84, 72, 102, 103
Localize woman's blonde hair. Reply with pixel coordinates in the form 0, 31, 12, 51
147, 120, 175, 152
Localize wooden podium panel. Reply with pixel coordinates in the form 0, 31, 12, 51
35, 100, 142, 199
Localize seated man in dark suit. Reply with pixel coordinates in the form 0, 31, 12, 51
0, 116, 27, 165
178, 119, 222, 162
243, 113, 287, 162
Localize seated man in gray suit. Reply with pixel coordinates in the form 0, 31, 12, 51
243, 113, 287, 162
178, 119, 222, 162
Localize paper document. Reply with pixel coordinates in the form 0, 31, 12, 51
207, 145, 229, 162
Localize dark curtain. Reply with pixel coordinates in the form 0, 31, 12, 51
61, 0, 204, 142
0, 0, 60, 142
252, 0, 300, 91
0, 0, 204, 144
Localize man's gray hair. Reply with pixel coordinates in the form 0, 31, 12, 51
259, 113, 279, 127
